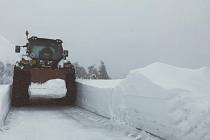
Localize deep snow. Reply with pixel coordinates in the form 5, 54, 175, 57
29, 79, 67, 99
1, 61, 210, 140
0, 85, 11, 127
77, 62, 210, 140
0, 81, 158, 140
0, 106, 158, 140
77, 79, 123, 88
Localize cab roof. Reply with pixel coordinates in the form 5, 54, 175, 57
28, 36, 63, 44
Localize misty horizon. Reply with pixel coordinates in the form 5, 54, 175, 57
0, 0, 210, 78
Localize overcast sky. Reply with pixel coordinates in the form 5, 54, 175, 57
0, 0, 210, 78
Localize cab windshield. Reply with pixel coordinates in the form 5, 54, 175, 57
29, 42, 63, 60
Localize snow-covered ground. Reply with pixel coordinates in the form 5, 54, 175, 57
77, 62, 210, 140
1, 62, 210, 140
0, 81, 157, 140
0, 106, 158, 140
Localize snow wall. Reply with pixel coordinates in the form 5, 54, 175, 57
77, 80, 122, 118
0, 85, 11, 127
76, 62, 210, 140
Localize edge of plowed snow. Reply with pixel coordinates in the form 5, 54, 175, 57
77, 62, 210, 140
0, 85, 11, 127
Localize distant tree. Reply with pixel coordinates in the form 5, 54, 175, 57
72, 61, 110, 79
73, 62, 88, 79
87, 65, 99, 79
2, 63, 14, 84
5, 63, 13, 76
0, 61, 4, 84
0, 61, 4, 73
98, 61, 110, 79
0, 62, 14, 84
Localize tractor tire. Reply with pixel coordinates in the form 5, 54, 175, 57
65, 72, 77, 105
12, 68, 30, 106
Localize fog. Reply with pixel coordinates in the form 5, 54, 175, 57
0, 0, 210, 78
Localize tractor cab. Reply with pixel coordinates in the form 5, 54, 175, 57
28, 37, 63, 61
15, 35, 69, 68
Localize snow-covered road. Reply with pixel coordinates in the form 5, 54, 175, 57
0, 106, 158, 140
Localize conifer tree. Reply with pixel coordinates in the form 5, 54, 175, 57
98, 61, 110, 79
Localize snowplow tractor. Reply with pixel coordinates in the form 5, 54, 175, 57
12, 32, 76, 106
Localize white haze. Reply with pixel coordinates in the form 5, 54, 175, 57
0, 0, 210, 78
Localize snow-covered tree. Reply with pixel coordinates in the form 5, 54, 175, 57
98, 61, 110, 79
73, 61, 111, 79
0, 62, 14, 84
73, 62, 88, 79
3, 63, 14, 84
0, 61, 4, 84
87, 65, 99, 79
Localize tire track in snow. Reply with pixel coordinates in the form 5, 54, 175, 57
62, 107, 161, 140
0, 106, 160, 140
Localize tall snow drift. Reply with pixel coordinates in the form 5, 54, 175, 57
0, 85, 11, 127
113, 62, 210, 140
131, 62, 210, 95
77, 62, 210, 140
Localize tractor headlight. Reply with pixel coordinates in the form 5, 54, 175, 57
32, 60, 37, 65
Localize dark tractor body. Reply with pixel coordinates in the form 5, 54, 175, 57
12, 33, 76, 106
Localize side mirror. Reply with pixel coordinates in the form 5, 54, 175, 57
64, 50, 68, 57
15, 46, 20, 53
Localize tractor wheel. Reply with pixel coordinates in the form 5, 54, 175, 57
65, 72, 77, 105
12, 68, 30, 106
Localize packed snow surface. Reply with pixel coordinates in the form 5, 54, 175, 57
0, 106, 158, 140
77, 62, 210, 140
1, 62, 210, 140
77, 79, 123, 88
0, 85, 11, 127
29, 79, 67, 99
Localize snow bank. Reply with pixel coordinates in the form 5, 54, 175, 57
29, 79, 67, 99
0, 85, 11, 127
113, 62, 210, 140
77, 79, 122, 118
77, 62, 210, 140
77, 79, 123, 88
132, 62, 210, 94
